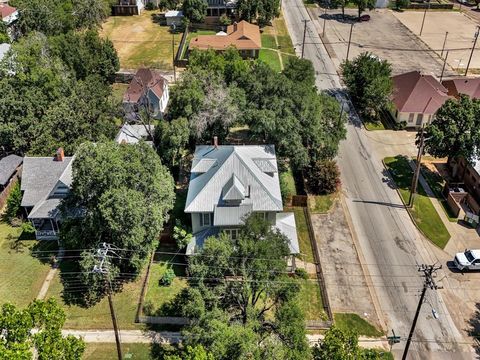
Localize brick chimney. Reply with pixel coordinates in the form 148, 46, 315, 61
213, 136, 218, 148
55, 147, 64, 162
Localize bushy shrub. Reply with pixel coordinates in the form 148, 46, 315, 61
305, 160, 340, 195
295, 268, 309, 280
5, 182, 22, 222
160, 268, 176, 286
145, 1, 157, 10
173, 220, 193, 249
219, 14, 232, 26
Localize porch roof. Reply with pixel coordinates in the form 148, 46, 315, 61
28, 198, 62, 219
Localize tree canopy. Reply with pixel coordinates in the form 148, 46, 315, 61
168, 50, 346, 169
60, 142, 175, 304
341, 52, 393, 118
182, 0, 207, 23
237, 0, 280, 25
172, 214, 311, 360
421, 95, 480, 163
352, 0, 375, 18
0, 32, 119, 157
0, 299, 85, 360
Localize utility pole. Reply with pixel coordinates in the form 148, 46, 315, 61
440, 31, 448, 58
301, 20, 309, 59
171, 24, 177, 82
346, 22, 354, 61
440, 51, 449, 82
323, 8, 327, 37
93, 243, 122, 360
408, 125, 425, 208
419, 0, 430, 36
402, 264, 443, 360
465, 26, 480, 76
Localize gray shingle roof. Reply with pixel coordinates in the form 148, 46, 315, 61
185, 145, 282, 213
115, 124, 155, 145
21, 157, 73, 208
0, 154, 22, 186
28, 198, 62, 219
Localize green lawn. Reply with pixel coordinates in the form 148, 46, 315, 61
280, 165, 297, 202
292, 207, 315, 263
309, 194, 336, 214
420, 163, 458, 222
83, 343, 152, 360
281, 53, 296, 67
259, 48, 282, 72
384, 156, 450, 248
111, 83, 129, 104
143, 260, 187, 316
0, 221, 54, 307
46, 260, 146, 330
299, 280, 327, 320
261, 33, 277, 49
273, 16, 295, 54
334, 313, 383, 337
364, 121, 386, 131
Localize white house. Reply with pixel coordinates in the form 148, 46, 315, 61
123, 68, 169, 120
0, 3, 17, 25
184, 141, 299, 256
165, 10, 183, 27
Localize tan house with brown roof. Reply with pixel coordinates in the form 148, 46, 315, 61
123, 68, 169, 119
391, 71, 451, 128
189, 21, 261, 59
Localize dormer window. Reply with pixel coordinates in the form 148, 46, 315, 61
222, 175, 245, 202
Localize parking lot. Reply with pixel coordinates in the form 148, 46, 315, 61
393, 10, 480, 74
310, 8, 456, 77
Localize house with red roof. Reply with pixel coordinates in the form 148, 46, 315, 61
390, 71, 451, 128
442, 77, 480, 100
0, 3, 17, 25
189, 21, 261, 59
122, 68, 169, 119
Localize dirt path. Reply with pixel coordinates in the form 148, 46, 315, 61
36, 248, 64, 300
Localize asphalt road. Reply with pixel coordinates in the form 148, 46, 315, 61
282, 2, 473, 359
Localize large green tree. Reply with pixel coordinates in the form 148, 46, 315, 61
60, 142, 175, 304
341, 52, 393, 117
0, 299, 85, 360
182, 0, 207, 23
352, 0, 375, 18
237, 0, 280, 25
421, 95, 480, 164
176, 214, 311, 360
154, 117, 190, 168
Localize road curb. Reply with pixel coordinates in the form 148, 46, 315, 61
339, 194, 388, 333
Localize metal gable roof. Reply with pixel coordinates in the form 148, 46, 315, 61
222, 174, 245, 201
185, 145, 282, 213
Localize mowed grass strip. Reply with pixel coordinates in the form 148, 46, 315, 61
84, 343, 152, 360
299, 279, 327, 321
259, 48, 282, 72
261, 33, 277, 49
291, 207, 315, 263
0, 222, 53, 307
384, 156, 450, 248
334, 313, 383, 337
308, 194, 336, 214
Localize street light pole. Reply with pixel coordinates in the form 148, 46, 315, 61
301, 20, 309, 58
323, 8, 327, 37
346, 22, 354, 61
465, 26, 480, 76
440, 31, 448, 58
419, 0, 430, 36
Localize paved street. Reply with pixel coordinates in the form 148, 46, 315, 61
282, 2, 474, 359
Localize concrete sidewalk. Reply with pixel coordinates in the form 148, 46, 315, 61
62, 329, 389, 350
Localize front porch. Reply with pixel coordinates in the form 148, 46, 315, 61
30, 218, 60, 241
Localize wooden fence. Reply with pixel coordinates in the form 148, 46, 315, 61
292, 195, 308, 207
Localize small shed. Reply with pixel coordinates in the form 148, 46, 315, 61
165, 10, 183, 27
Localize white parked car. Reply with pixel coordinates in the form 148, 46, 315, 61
453, 249, 480, 271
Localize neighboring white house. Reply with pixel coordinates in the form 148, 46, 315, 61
0, 3, 17, 25
391, 71, 451, 128
184, 141, 299, 256
165, 10, 183, 27
123, 68, 169, 120
21, 148, 73, 242
115, 123, 155, 145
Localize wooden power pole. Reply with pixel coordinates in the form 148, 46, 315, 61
408, 125, 425, 208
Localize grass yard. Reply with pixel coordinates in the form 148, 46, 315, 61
292, 207, 315, 263
259, 48, 282, 72
111, 83, 129, 104
0, 221, 54, 307
334, 313, 383, 337
46, 260, 146, 330
280, 164, 297, 202
100, 11, 180, 70
420, 163, 458, 222
308, 194, 336, 214
143, 259, 187, 316
384, 156, 450, 248
261, 33, 277, 49
364, 121, 386, 131
281, 53, 296, 67
299, 280, 327, 320
83, 343, 152, 360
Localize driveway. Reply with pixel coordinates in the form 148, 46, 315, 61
308, 8, 456, 78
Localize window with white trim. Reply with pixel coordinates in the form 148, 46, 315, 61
199, 213, 211, 227
224, 228, 240, 240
